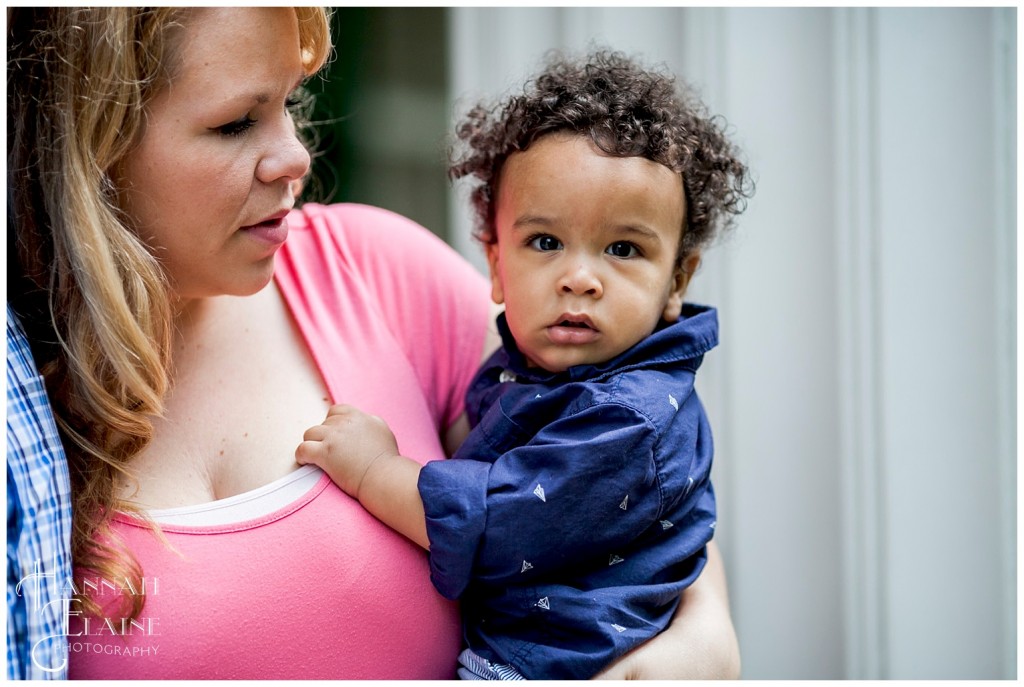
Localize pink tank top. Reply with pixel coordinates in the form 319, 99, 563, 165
67, 204, 490, 679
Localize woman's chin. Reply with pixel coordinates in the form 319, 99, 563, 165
171, 267, 276, 302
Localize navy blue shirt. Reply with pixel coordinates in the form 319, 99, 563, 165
418, 304, 719, 679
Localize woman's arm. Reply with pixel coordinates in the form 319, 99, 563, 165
593, 541, 740, 680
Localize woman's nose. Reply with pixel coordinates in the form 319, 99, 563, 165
558, 261, 603, 298
256, 116, 311, 185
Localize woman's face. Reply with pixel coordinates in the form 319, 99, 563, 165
119, 7, 311, 301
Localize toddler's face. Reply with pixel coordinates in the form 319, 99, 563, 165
486, 133, 694, 373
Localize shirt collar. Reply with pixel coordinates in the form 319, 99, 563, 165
492, 303, 719, 384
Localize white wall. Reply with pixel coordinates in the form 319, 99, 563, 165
847, 9, 1016, 679
714, 8, 846, 678
447, 7, 1016, 679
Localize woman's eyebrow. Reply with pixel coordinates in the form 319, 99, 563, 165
227, 74, 306, 107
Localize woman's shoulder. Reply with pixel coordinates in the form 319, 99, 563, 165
288, 202, 442, 246
290, 200, 411, 224
282, 201, 475, 289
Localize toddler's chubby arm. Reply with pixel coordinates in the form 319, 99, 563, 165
296, 405, 429, 549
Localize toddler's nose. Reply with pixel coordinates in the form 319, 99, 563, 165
558, 262, 603, 298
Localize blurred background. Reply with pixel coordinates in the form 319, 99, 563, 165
302, 7, 1017, 679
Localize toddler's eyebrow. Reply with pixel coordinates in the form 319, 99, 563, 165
616, 224, 662, 242
511, 216, 664, 244
512, 214, 554, 230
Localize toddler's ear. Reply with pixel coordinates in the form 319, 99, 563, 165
663, 252, 702, 322
485, 241, 505, 305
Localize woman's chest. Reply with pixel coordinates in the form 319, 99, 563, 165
128, 290, 331, 508
127, 283, 448, 509
70, 483, 462, 679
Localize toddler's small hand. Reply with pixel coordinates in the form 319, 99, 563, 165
296, 404, 400, 498
294, 435, 329, 467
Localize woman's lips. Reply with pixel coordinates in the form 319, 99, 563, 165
240, 217, 289, 246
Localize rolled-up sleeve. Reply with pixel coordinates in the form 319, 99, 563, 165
418, 458, 492, 599
419, 401, 670, 600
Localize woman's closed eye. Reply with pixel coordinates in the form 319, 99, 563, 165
213, 114, 257, 137
213, 89, 305, 138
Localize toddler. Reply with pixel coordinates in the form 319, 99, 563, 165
297, 50, 752, 679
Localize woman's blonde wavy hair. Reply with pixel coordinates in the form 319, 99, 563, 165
7, 7, 332, 620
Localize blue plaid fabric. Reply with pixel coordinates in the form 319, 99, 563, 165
6, 305, 73, 679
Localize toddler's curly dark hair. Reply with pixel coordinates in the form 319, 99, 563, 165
450, 50, 754, 260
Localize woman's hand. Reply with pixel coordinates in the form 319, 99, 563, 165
593, 541, 740, 680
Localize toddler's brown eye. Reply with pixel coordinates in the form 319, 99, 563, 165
529, 235, 562, 251
606, 242, 638, 258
